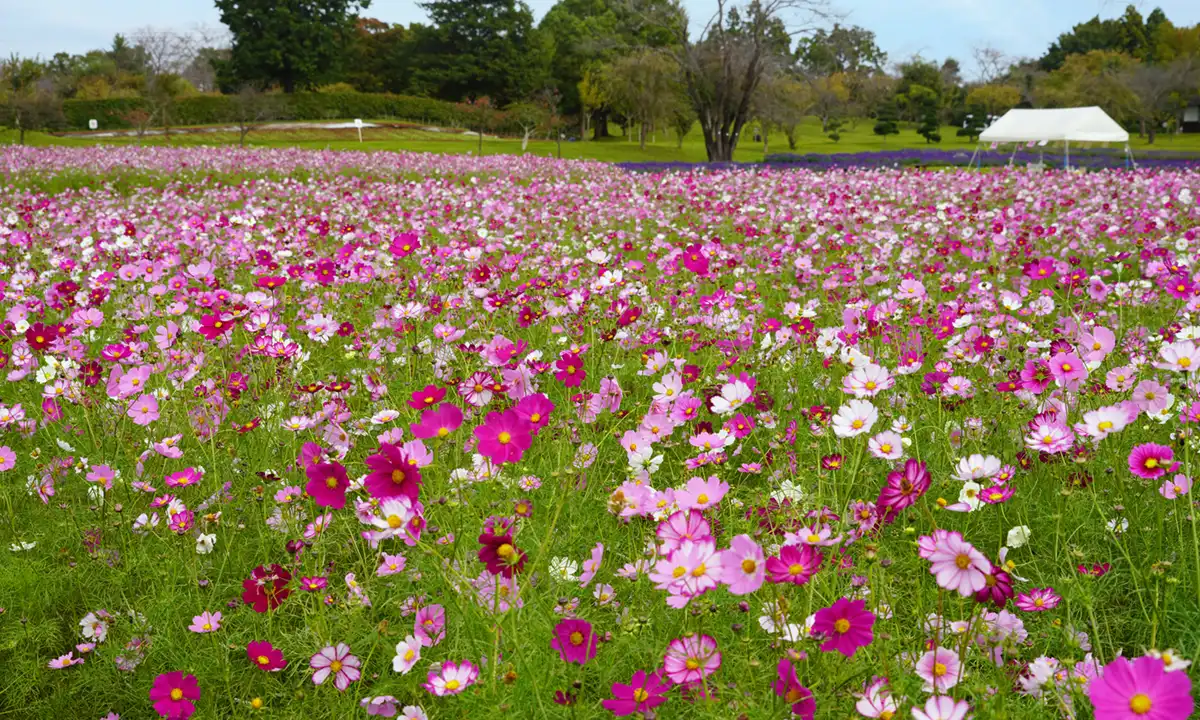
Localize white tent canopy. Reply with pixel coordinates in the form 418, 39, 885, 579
979, 106, 1129, 143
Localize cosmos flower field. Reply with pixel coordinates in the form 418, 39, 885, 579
1, 146, 1199, 720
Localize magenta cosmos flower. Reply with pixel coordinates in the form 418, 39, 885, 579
601, 669, 669, 716
923, 530, 990, 596
247, 640, 287, 672
311, 643, 361, 691
766, 543, 824, 586
473, 409, 533, 464
409, 403, 463, 440
811, 597, 876, 657
423, 660, 479, 696
241, 564, 291, 613
663, 634, 720, 685
364, 442, 423, 500
1129, 444, 1176, 479
305, 460, 349, 509
149, 671, 200, 719
1089, 655, 1193, 720
774, 658, 816, 720
407, 384, 445, 410
550, 618, 598, 665
555, 351, 586, 388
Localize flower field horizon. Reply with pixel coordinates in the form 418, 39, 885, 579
1, 145, 1199, 719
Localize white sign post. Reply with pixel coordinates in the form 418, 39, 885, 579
88, 119, 98, 131
354, 118, 363, 143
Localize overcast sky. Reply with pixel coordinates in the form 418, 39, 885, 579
3, 0, 1199, 79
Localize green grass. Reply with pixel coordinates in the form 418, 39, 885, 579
7, 116, 1200, 162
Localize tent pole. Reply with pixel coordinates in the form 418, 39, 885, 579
969, 143, 980, 170
1008, 143, 1018, 167
1064, 140, 1070, 170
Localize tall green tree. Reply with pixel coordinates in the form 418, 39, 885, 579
410, 0, 550, 106
215, 0, 369, 92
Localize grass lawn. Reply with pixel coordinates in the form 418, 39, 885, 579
6, 116, 1200, 162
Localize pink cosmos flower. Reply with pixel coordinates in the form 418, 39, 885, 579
912, 696, 972, 720
305, 461, 349, 509
423, 660, 479, 696
149, 671, 200, 719
409, 403, 464, 440
766, 543, 823, 586
1088, 655, 1193, 720
310, 643, 360, 691
127, 394, 160, 426
1024, 420, 1074, 454
718, 534, 765, 595
656, 509, 712, 555
1015, 587, 1061, 612
601, 669, 669, 716
855, 676, 898, 718
774, 658, 815, 720
915, 647, 962, 692
868, 431, 905, 460
514, 393, 554, 434
48, 652, 84, 668
392, 635, 422, 674
550, 618, 598, 665
1079, 326, 1116, 363
414, 604, 445, 647
1129, 443, 1176, 479
1048, 351, 1087, 384
361, 696, 400, 717
579, 543, 604, 588
377, 553, 407, 576
407, 384, 445, 410
1154, 340, 1200, 373
663, 634, 720, 686
811, 597, 876, 657
675, 475, 729, 512
1160, 474, 1192, 499
0, 445, 15, 472
1132, 380, 1171, 414
474, 409, 533, 464
923, 530, 990, 596
188, 611, 221, 633
649, 539, 722, 608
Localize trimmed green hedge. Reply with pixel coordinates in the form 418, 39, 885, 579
60, 93, 526, 134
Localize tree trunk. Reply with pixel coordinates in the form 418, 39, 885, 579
592, 111, 609, 140
1148, 125, 1157, 144
522, 128, 532, 152
639, 122, 646, 150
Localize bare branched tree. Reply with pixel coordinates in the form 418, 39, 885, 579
660, 0, 832, 162
130, 27, 200, 136
971, 46, 1010, 84
232, 86, 281, 146
1122, 58, 1199, 143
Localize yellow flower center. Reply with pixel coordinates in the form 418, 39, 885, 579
1129, 694, 1152, 715
404, 649, 415, 661
955, 554, 971, 569
633, 688, 649, 702
880, 444, 892, 453
865, 381, 876, 390
445, 679, 460, 691
1146, 458, 1159, 468
1034, 598, 1044, 607
326, 476, 339, 488
788, 563, 805, 576
785, 688, 805, 703
498, 431, 512, 444
257, 655, 270, 665
673, 566, 686, 578
1098, 421, 1113, 430
1182, 358, 1192, 368
697, 494, 709, 504
330, 660, 342, 673
834, 618, 850, 633
569, 631, 584, 646
170, 689, 183, 701
807, 534, 821, 543
391, 469, 405, 484
741, 559, 757, 573
851, 419, 864, 429
202, 623, 211, 630
933, 662, 948, 677
685, 657, 700, 670
387, 515, 403, 529
691, 563, 707, 577
497, 544, 514, 559
1061, 363, 1072, 372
